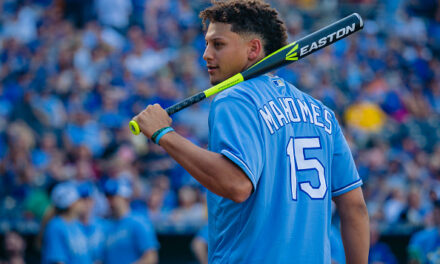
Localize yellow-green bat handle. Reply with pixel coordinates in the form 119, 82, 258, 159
129, 120, 140, 135
129, 74, 244, 135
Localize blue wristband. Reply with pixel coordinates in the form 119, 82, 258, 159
151, 127, 169, 142
154, 127, 174, 145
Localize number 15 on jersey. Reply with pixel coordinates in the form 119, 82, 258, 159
287, 137, 327, 200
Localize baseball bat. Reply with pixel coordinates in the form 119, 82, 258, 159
129, 13, 363, 135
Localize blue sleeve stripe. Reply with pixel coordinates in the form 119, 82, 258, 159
332, 179, 363, 196
221, 149, 257, 190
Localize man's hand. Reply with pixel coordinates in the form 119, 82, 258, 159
133, 104, 172, 138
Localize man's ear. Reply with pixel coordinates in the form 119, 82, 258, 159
247, 38, 264, 61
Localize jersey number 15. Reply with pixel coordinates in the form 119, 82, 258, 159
287, 137, 327, 200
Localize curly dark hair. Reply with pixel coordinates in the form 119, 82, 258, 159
199, 0, 288, 56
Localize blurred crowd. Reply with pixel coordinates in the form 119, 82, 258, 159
1, 0, 440, 262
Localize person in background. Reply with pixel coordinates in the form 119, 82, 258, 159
399, 188, 428, 227
369, 221, 397, 264
169, 185, 205, 226
41, 181, 93, 264
102, 178, 159, 264
77, 181, 106, 263
0, 230, 27, 264
408, 200, 440, 264
191, 224, 208, 264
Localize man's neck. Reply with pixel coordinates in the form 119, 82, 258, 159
243, 54, 265, 72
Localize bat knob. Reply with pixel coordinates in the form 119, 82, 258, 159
129, 120, 140, 135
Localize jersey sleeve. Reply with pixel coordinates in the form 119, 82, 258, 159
209, 95, 265, 190
43, 220, 69, 263
331, 118, 362, 196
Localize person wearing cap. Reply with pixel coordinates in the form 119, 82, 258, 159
77, 181, 107, 263
102, 178, 159, 264
41, 181, 93, 264
408, 199, 440, 264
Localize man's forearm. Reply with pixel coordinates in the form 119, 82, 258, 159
340, 208, 369, 263
334, 188, 370, 263
158, 131, 252, 202
132, 103, 252, 201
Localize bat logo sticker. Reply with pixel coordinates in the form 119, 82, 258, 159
285, 43, 299, 61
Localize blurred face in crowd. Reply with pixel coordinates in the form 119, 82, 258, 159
434, 206, 440, 227
70, 199, 87, 218
78, 197, 94, 221
148, 187, 164, 211
408, 191, 421, 209
178, 186, 197, 208
5, 231, 25, 257
203, 23, 262, 85
106, 195, 129, 218
155, 175, 171, 191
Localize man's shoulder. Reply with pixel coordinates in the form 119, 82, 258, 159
211, 74, 335, 117
212, 75, 270, 103
293, 85, 332, 112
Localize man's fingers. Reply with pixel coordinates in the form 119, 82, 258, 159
132, 104, 172, 138
132, 114, 140, 123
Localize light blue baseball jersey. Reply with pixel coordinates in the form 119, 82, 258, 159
42, 216, 93, 264
102, 212, 159, 264
330, 224, 346, 264
207, 74, 362, 263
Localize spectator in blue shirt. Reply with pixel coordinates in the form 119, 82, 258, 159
77, 181, 107, 263
41, 181, 93, 264
408, 200, 440, 264
102, 178, 159, 264
369, 221, 397, 264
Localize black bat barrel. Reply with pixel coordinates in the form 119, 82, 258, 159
242, 13, 363, 80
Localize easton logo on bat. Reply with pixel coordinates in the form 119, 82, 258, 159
300, 23, 357, 57
285, 43, 298, 61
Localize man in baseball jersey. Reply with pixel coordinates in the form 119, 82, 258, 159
133, 0, 369, 263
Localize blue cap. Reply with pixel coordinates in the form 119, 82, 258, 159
77, 181, 94, 198
103, 178, 132, 198
51, 182, 80, 209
